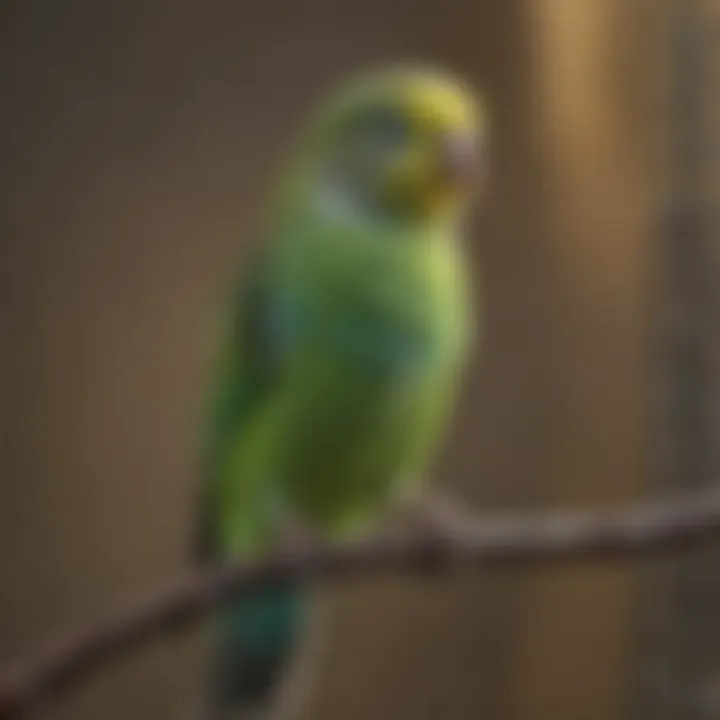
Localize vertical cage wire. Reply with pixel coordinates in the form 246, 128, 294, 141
638, 0, 720, 718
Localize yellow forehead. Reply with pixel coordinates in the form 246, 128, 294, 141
307, 67, 484, 151
401, 78, 479, 134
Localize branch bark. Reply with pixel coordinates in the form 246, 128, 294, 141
2, 486, 720, 719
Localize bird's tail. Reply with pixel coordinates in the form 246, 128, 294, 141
205, 581, 307, 720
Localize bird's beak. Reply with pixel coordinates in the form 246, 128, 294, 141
439, 130, 476, 188
382, 129, 478, 215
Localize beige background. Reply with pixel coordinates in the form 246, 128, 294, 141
0, 2, 661, 719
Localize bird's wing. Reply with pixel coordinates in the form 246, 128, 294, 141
195, 253, 283, 563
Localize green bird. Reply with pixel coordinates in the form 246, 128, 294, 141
197, 66, 486, 719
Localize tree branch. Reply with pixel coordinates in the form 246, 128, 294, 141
2, 487, 720, 719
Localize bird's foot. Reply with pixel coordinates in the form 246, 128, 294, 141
272, 516, 321, 558
391, 488, 472, 542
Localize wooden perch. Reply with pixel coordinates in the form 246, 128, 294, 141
2, 486, 720, 719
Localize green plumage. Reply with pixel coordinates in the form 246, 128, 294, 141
197, 66, 483, 719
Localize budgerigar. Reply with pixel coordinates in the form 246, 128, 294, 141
197, 65, 486, 720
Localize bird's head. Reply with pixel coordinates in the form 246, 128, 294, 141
293, 66, 487, 227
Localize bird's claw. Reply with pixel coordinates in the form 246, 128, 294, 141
273, 517, 320, 557
394, 490, 471, 543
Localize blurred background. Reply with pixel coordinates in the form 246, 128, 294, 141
0, 1, 718, 718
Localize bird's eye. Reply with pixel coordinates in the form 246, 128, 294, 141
368, 112, 408, 150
